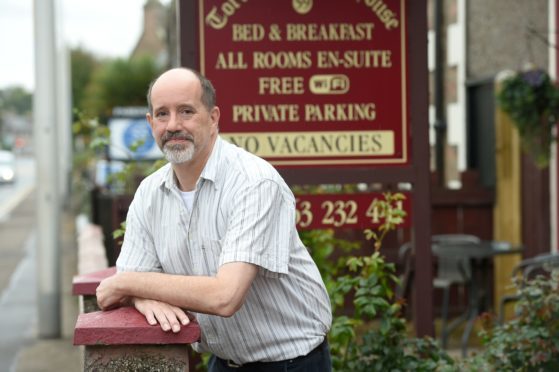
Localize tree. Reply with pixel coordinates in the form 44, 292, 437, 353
0, 86, 32, 148
70, 47, 100, 114
81, 56, 162, 120
0, 86, 32, 115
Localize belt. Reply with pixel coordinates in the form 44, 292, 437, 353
220, 339, 327, 369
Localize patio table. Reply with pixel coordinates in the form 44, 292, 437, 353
432, 240, 522, 357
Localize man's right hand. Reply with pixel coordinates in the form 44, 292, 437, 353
132, 298, 191, 333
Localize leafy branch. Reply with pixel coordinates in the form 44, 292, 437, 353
364, 192, 407, 252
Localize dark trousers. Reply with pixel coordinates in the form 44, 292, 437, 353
208, 340, 331, 372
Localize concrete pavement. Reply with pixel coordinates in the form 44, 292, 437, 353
0, 192, 82, 371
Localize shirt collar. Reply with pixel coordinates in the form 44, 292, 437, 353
199, 136, 223, 189
159, 164, 174, 190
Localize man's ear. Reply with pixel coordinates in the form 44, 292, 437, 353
146, 113, 154, 130
210, 106, 220, 129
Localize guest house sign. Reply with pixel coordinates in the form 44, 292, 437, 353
199, 0, 409, 167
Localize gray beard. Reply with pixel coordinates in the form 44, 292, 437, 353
162, 143, 195, 164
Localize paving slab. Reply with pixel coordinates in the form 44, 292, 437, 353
0, 192, 81, 372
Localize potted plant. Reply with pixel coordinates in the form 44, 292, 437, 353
497, 67, 559, 168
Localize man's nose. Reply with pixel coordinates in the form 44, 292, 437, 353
166, 112, 182, 131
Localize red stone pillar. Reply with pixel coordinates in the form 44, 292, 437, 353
74, 307, 200, 372
72, 267, 117, 313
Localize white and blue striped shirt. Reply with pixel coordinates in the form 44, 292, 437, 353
117, 137, 332, 364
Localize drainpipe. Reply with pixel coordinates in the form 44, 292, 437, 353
434, 0, 447, 187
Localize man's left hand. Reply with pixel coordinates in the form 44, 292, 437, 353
96, 273, 129, 310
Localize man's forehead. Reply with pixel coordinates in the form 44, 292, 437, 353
151, 74, 202, 103
154, 69, 199, 89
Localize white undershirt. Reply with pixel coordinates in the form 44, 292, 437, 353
179, 189, 196, 214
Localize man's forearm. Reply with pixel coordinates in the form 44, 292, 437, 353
116, 271, 232, 315
100, 262, 257, 316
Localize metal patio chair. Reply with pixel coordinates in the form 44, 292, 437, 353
498, 253, 559, 324
431, 234, 481, 349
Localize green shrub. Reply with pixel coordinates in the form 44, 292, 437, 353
461, 269, 559, 371
306, 193, 455, 371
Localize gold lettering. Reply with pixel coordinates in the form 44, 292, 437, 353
366, 199, 381, 223
295, 199, 313, 228
258, 76, 304, 95
205, 0, 248, 30
321, 200, 358, 227
221, 1, 239, 16
215, 52, 248, 69
232, 104, 300, 122
304, 103, 376, 122
342, 50, 392, 68
361, 0, 400, 30
232, 24, 265, 41
205, 7, 227, 30
286, 23, 374, 41
263, 132, 391, 156
253, 51, 312, 69
221, 131, 394, 157
317, 50, 392, 68
227, 134, 260, 153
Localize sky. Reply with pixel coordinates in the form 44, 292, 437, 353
0, 0, 169, 91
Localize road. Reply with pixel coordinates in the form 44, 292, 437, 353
0, 156, 35, 222
0, 155, 36, 289
0, 156, 36, 372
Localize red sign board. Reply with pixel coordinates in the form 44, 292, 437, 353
199, 0, 409, 167
294, 192, 411, 230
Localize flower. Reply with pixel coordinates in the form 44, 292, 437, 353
521, 69, 546, 87
497, 68, 559, 168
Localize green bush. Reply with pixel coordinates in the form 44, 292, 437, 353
306, 193, 455, 372
461, 269, 559, 371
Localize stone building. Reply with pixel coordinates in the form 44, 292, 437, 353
130, 0, 178, 68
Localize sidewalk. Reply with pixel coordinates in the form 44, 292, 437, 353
0, 192, 82, 371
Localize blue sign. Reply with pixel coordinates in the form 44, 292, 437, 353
123, 119, 156, 159
109, 117, 163, 161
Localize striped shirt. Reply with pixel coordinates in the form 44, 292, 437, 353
117, 137, 332, 364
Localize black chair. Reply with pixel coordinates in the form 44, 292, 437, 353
498, 253, 559, 324
431, 234, 481, 349
396, 241, 414, 301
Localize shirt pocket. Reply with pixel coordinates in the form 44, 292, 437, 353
191, 239, 223, 276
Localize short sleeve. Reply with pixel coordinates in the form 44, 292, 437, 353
219, 180, 293, 275
116, 188, 162, 273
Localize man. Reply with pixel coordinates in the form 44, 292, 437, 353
96, 67, 332, 371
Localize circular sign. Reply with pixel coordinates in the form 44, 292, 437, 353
123, 119, 156, 158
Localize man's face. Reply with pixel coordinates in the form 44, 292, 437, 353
147, 70, 219, 165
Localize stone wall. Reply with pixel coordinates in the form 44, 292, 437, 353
467, 0, 549, 80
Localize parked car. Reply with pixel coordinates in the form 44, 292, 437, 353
0, 150, 15, 184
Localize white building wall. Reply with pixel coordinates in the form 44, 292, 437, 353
428, 0, 467, 187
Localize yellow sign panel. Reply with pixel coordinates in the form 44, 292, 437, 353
221, 131, 394, 158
